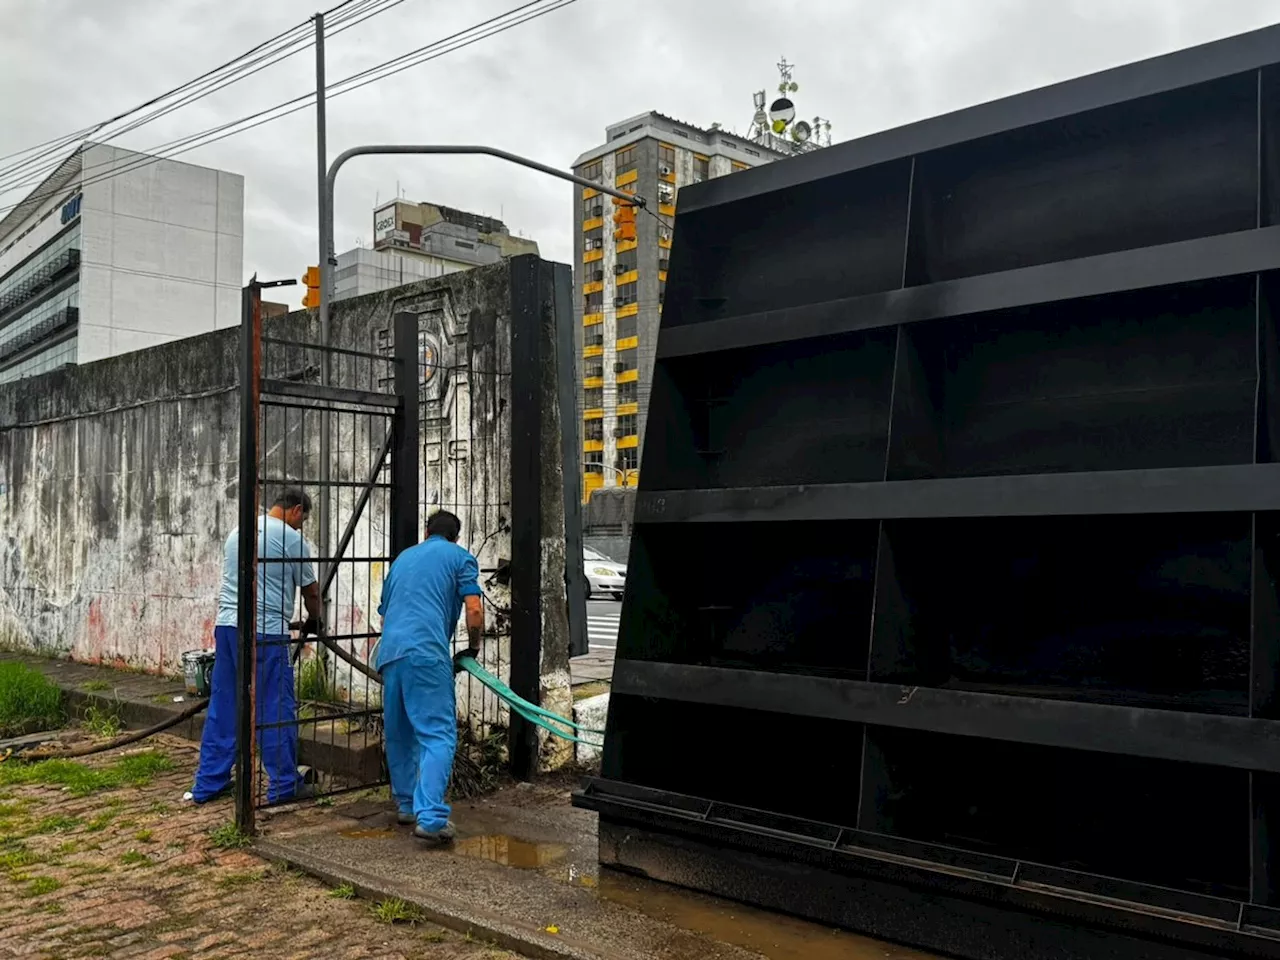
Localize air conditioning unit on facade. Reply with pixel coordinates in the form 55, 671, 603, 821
591, 270, 604, 282
591, 205, 604, 217
615, 264, 627, 276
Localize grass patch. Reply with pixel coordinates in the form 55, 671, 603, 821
79, 680, 111, 693
54, 841, 81, 855
119, 849, 151, 866
147, 801, 172, 815
43, 902, 63, 914
329, 882, 355, 900
81, 702, 124, 738
208, 823, 252, 850
33, 815, 81, 835
0, 750, 173, 797
297, 658, 342, 704
0, 841, 43, 873
134, 829, 154, 843
23, 876, 61, 897
216, 869, 265, 889
370, 897, 424, 924
0, 662, 64, 737
84, 813, 114, 833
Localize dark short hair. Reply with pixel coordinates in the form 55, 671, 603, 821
426, 510, 461, 543
273, 487, 312, 515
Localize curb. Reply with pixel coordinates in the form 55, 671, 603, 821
254, 839, 628, 960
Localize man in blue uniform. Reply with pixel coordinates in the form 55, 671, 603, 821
375, 510, 483, 843
188, 487, 322, 805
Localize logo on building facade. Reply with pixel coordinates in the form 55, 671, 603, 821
60, 194, 82, 225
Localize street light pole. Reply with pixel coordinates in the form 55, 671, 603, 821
317, 145, 646, 342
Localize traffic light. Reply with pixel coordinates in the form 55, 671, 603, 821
301, 266, 320, 309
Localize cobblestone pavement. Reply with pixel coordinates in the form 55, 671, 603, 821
0, 735, 517, 960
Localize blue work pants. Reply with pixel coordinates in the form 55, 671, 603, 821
192, 626, 299, 804
381, 655, 455, 831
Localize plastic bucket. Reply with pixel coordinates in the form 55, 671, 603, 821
181, 651, 215, 697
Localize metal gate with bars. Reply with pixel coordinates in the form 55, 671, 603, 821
231, 257, 578, 832
234, 282, 418, 831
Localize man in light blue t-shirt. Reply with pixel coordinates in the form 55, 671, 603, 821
376, 509, 482, 843
188, 487, 321, 804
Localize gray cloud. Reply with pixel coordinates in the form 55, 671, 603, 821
2, 0, 1278, 298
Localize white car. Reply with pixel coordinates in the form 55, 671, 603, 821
584, 546, 626, 601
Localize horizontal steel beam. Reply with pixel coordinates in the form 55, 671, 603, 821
259, 379, 399, 409
578, 781, 1280, 959
658, 225, 1280, 358
611, 661, 1280, 773
634, 463, 1280, 524
679, 26, 1280, 213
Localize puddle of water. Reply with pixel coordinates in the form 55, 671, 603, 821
453, 834, 568, 869
338, 827, 395, 839
596, 871, 943, 960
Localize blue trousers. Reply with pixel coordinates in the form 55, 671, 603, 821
382, 655, 455, 831
192, 626, 299, 804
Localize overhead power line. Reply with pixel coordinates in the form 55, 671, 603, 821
0, 0, 580, 220
0, 0, 406, 194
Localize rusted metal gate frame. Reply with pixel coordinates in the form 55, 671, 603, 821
235, 287, 418, 832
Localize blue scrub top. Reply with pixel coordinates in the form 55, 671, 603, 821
375, 536, 482, 670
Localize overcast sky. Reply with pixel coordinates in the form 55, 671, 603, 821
2, 0, 1279, 294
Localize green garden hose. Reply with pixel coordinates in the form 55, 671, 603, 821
454, 654, 604, 747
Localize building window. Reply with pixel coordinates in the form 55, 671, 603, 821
584, 290, 603, 314
581, 159, 602, 182
615, 145, 638, 175
616, 315, 638, 340
585, 450, 604, 473
584, 359, 604, 379
616, 413, 637, 436
585, 386, 603, 409
693, 155, 709, 182
583, 226, 603, 251
615, 281, 638, 307
657, 182, 675, 206
618, 381, 638, 403
659, 278, 667, 305
615, 248, 638, 274
616, 346, 637, 371
584, 419, 604, 442
658, 144, 675, 170
617, 447, 639, 471
585, 329, 604, 347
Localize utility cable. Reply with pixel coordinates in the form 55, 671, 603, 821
0, 0, 406, 195
0, 0, 581, 219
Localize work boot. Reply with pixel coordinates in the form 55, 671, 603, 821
413, 822, 456, 845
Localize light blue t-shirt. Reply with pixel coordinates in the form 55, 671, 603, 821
215, 515, 318, 636
374, 536, 481, 670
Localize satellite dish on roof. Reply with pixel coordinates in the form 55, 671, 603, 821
792, 120, 812, 143
769, 97, 795, 134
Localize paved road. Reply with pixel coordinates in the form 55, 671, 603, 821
585, 598, 621, 650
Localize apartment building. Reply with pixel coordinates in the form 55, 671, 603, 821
0, 142, 243, 384
572, 112, 786, 500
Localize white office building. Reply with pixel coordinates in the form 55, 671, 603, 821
0, 142, 243, 383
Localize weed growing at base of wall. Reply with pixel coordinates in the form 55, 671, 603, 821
0, 662, 64, 737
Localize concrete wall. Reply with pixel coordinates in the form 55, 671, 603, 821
0, 261, 571, 747
78, 144, 244, 362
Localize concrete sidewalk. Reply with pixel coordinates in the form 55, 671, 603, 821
257, 780, 940, 960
